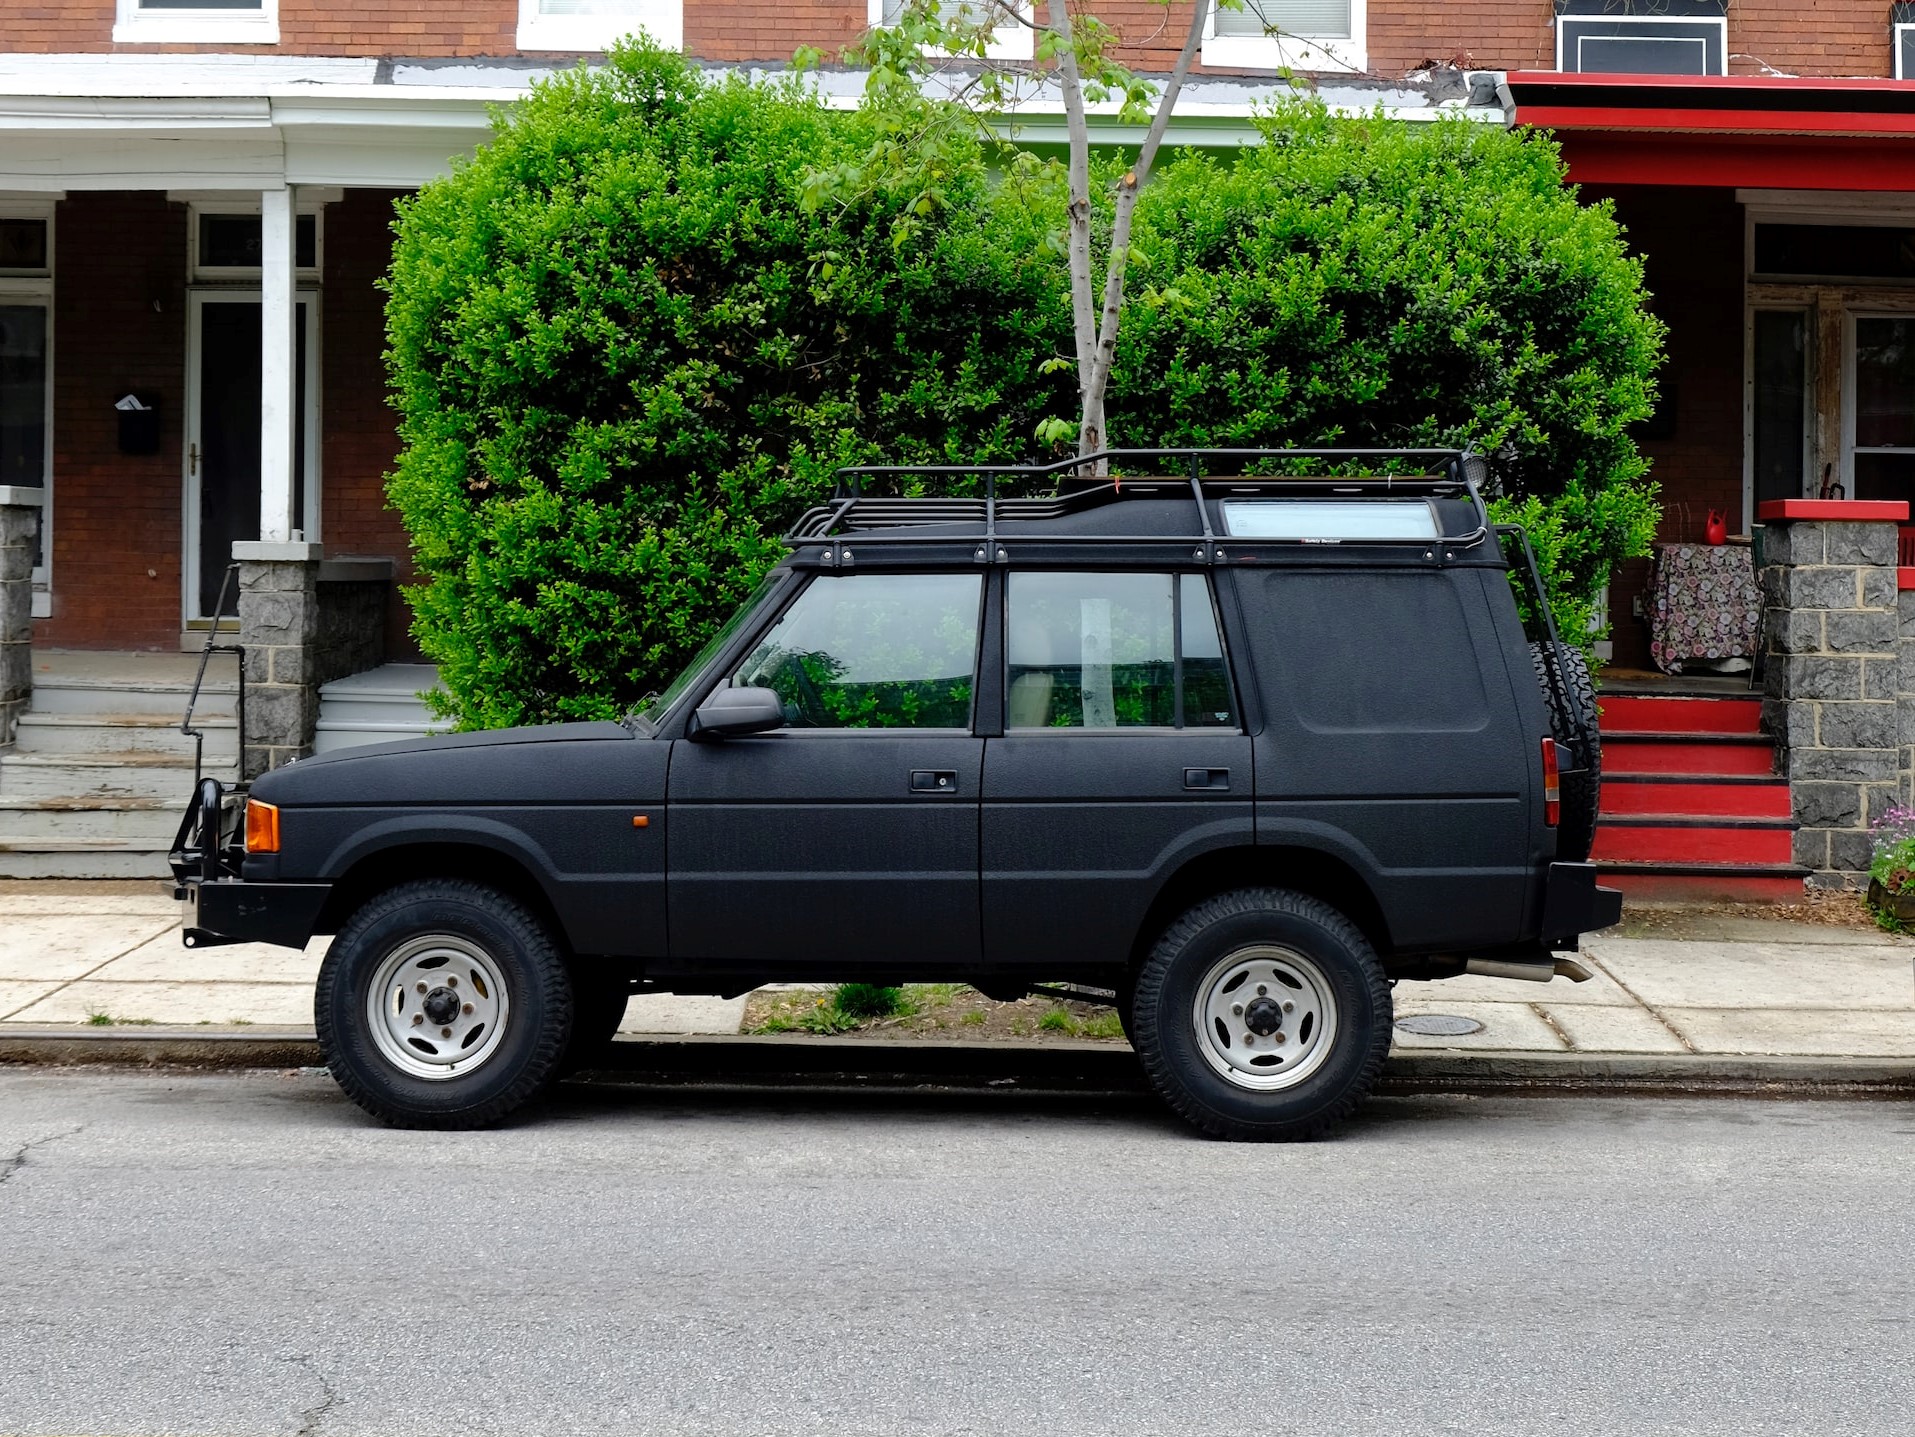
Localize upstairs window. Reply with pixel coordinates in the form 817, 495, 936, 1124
1555, 0, 1726, 75
114, 0, 279, 45
517, 0, 683, 52
871, 1, 1035, 62
1203, 0, 1365, 74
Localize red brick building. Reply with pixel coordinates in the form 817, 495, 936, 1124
2, 0, 1914, 879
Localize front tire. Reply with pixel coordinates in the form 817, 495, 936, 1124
316, 880, 573, 1130
1131, 889, 1390, 1141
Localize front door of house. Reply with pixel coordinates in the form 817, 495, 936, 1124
185, 291, 318, 622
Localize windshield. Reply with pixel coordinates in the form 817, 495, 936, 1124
626, 572, 785, 732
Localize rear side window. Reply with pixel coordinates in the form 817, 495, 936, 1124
1258, 571, 1488, 732
733, 573, 981, 729
1006, 572, 1237, 730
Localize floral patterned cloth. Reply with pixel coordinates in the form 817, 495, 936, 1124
1649, 542, 1763, 674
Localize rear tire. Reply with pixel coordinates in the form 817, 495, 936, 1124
316, 880, 572, 1130
1530, 640, 1602, 863
1131, 889, 1390, 1142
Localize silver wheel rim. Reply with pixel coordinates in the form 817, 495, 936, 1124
1191, 945, 1339, 1092
365, 933, 511, 1081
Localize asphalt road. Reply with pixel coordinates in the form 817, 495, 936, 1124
1, 1070, 1912, 1437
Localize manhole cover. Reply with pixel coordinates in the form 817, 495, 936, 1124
1394, 1014, 1484, 1037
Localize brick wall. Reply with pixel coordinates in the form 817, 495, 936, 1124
0, 0, 1904, 82
1587, 185, 1745, 672
320, 189, 417, 660
34, 193, 188, 652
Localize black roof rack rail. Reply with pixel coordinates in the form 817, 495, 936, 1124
785, 448, 1490, 563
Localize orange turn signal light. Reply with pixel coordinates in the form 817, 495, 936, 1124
245, 799, 281, 854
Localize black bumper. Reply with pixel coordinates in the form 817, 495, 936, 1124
177, 877, 331, 951
1540, 861, 1624, 949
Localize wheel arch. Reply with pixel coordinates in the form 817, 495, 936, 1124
314, 841, 576, 958
1128, 844, 1392, 977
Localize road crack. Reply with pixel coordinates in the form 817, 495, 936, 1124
0, 1125, 86, 1189
288, 1353, 339, 1437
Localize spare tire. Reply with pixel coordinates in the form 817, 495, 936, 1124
1529, 640, 1602, 863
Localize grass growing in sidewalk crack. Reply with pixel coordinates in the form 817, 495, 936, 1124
84, 1011, 156, 1027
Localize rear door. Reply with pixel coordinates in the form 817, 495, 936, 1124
667, 571, 985, 970
981, 571, 1254, 969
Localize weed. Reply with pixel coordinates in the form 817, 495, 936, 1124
1078, 1010, 1126, 1040
960, 1010, 986, 1027
834, 983, 908, 1019
1037, 1007, 1077, 1035
85, 1010, 113, 1027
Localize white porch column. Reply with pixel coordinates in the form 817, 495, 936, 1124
259, 185, 298, 545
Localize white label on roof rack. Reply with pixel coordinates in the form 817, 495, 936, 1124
1220, 500, 1440, 542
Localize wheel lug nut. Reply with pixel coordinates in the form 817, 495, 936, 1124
1256, 985, 1268, 996
411, 1014, 424, 1026
441, 1027, 452, 1039
1283, 1000, 1295, 1013
448, 976, 459, 989
462, 1003, 474, 1015
416, 982, 428, 995
1231, 1003, 1244, 1016
1275, 1032, 1287, 1044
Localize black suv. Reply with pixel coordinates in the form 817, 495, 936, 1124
172, 449, 1617, 1140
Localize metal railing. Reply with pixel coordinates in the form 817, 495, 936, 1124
180, 561, 247, 793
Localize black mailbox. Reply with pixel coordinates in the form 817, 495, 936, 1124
116, 394, 160, 455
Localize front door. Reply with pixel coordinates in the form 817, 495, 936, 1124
667, 571, 986, 972
185, 292, 318, 621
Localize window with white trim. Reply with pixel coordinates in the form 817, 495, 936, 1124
872, 0, 1035, 61
113, 0, 279, 45
1554, 0, 1726, 75
517, 0, 683, 53
1202, 0, 1365, 74
0, 205, 52, 617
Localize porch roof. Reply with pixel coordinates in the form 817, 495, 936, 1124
1504, 71, 1915, 191
0, 52, 1503, 194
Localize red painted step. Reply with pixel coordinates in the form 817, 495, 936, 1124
1592, 820, 1794, 866
1602, 736, 1778, 777
1600, 777, 1792, 819
1598, 695, 1763, 736
1599, 866, 1808, 903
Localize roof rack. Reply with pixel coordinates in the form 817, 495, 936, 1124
785, 447, 1491, 565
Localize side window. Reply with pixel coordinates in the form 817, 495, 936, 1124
733, 573, 981, 730
1006, 572, 1237, 730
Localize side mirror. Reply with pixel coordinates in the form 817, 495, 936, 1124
688, 686, 787, 742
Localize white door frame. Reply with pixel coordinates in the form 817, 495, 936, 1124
0, 282, 52, 617
181, 286, 321, 624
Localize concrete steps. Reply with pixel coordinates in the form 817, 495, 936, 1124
0, 651, 240, 878
314, 664, 446, 754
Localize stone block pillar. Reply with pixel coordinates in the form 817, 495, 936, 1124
1757, 502, 1908, 886
0, 487, 42, 750
236, 541, 324, 779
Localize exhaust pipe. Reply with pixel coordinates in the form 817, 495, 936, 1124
1464, 956, 1594, 984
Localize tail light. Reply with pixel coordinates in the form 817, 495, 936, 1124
1541, 738, 1560, 827
245, 799, 281, 854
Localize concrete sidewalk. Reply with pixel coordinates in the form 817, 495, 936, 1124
1, 883, 1912, 1073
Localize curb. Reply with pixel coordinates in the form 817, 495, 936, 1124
3, 1027, 1913, 1095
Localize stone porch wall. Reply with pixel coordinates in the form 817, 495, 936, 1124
1757, 509, 1909, 886
238, 550, 390, 778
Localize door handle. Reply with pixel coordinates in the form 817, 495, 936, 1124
1183, 767, 1231, 791
910, 770, 959, 794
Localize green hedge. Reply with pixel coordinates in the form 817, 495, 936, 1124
1113, 106, 1663, 641
386, 45, 1661, 727
384, 43, 1068, 728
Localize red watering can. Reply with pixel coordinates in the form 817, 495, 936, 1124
1705, 509, 1727, 546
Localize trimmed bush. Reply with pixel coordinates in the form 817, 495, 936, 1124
1113, 106, 1664, 640
385, 42, 1068, 729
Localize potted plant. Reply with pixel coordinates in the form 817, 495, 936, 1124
1865, 806, 1915, 929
